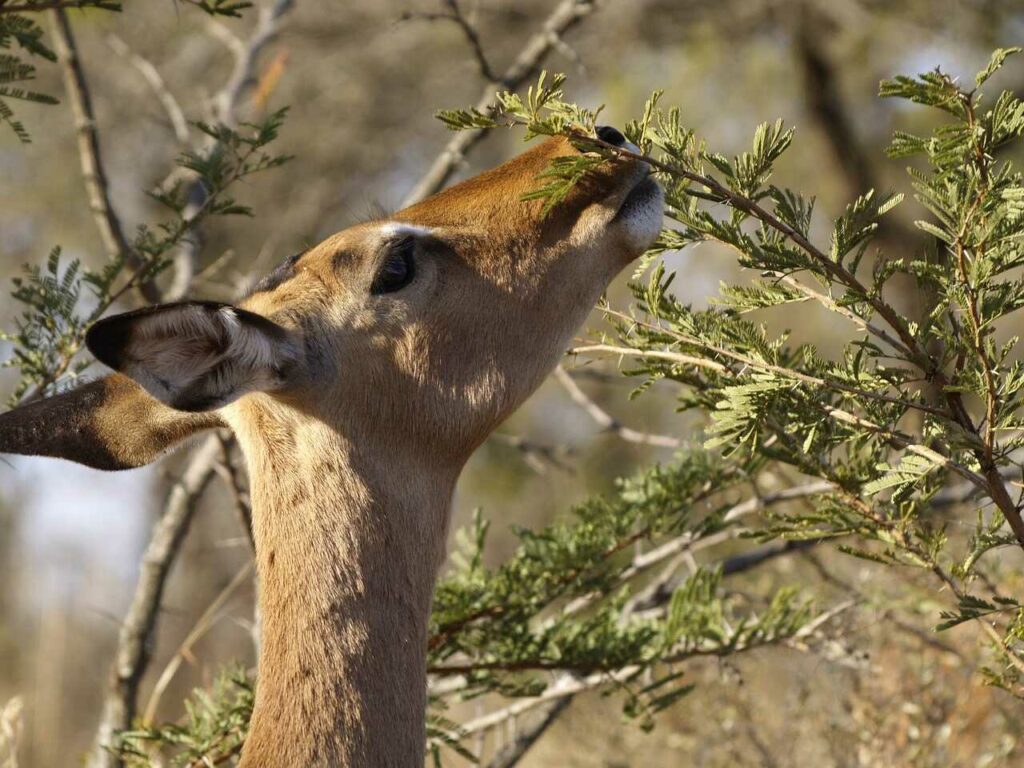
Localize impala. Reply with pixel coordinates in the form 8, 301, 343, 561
0, 126, 662, 766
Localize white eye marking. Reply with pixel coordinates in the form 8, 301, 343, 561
379, 222, 433, 241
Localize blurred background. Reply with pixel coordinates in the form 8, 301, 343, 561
1, 0, 1022, 765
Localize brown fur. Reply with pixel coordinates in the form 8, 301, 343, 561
0, 136, 663, 766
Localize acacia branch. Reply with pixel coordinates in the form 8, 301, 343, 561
563, 129, 1024, 551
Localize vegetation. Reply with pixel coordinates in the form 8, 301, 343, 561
2, 1, 1023, 766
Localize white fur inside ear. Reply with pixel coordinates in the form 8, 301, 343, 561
116, 304, 297, 411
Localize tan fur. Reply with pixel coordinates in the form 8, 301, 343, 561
0, 136, 663, 766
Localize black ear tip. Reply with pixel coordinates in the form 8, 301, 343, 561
86, 317, 130, 371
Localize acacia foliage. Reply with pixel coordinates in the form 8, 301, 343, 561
440, 49, 1024, 703
8, 39, 1024, 767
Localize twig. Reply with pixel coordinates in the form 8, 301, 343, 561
400, 0, 596, 207
445, 627, 822, 744
106, 34, 189, 144
570, 342, 988, 489
553, 365, 681, 448
490, 431, 574, 474
49, 9, 162, 303
141, 561, 254, 725
86, 435, 223, 768
214, 433, 254, 551
402, 0, 497, 82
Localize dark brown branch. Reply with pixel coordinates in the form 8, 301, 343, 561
49, 9, 162, 304
794, 8, 877, 201
401, 0, 497, 82
400, 0, 597, 206
443, 0, 496, 81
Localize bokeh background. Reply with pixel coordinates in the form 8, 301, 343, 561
1, 1, 1022, 765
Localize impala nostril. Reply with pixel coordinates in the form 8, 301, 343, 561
595, 125, 627, 146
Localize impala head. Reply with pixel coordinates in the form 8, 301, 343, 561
1, 129, 661, 468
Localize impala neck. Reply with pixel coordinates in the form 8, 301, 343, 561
234, 406, 456, 767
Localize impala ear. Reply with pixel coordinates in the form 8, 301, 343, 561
86, 301, 301, 412
0, 375, 223, 471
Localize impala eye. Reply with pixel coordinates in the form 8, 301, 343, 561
371, 237, 416, 295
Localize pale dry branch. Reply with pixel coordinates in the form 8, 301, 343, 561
553, 365, 681, 449
106, 34, 190, 144
0, 697, 22, 768
400, 0, 597, 207
482, 697, 573, 768
162, 0, 295, 304
445, 611, 837, 746
571, 341, 988, 490
141, 561, 254, 726
87, 434, 223, 768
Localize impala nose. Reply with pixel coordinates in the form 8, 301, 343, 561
596, 125, 627, 146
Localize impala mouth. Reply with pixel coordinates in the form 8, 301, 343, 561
614, 173, 660, 219
610, 172, 664, 251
